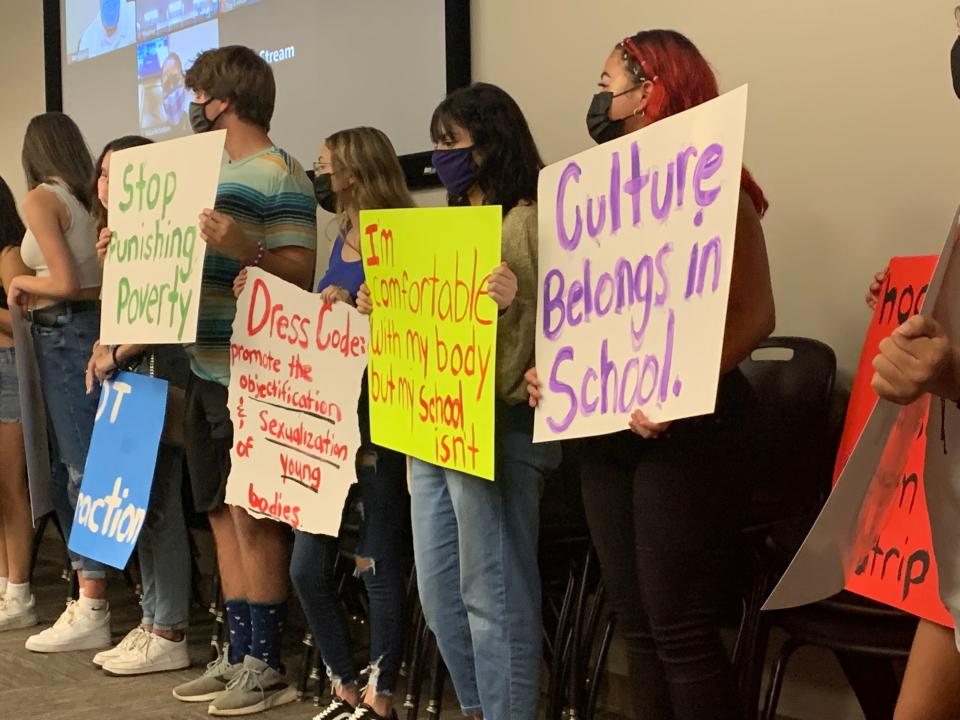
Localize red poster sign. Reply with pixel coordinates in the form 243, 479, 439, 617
835, 256, 952, 625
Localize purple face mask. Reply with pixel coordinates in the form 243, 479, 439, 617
431, 147, 479, 197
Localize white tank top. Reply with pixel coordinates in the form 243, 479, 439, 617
20, 182, 101, 289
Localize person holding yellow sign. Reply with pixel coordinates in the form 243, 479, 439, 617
358, 83, 561, 720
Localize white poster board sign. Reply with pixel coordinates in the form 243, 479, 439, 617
225, 268, 369, 535
533, 86, 748, 442
100, 130, 225, 344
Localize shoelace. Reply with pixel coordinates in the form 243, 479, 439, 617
224, 665, 266, 696
352, 708, 372, 720
314, 698, 351, 720
116, 628, 147, 652
204, 647, 233, 678
52, 601, 80, 630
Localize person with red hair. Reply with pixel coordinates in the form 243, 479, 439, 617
529, 29, 775, 720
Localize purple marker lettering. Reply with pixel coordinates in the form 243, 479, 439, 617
694, 209, 704, 227
599, 340, 618, 414
623, 141, 649, 227
675, 146, 698, 208
542, 268, 566, 339
595, 271, 614, 316
546, 347, 577, 433
620, 357, 640, 412
581, 368, 599, 415
693, 143, 724, 207
569, 280, 585, 327
658, 309, 675, 403
684, 243, 699, 299
673, 377, 683, 397
638, 354, 659, 406
556, 162, 583, 251
583, 258, 594, 320
586, 195, 606, 239
654, 242, 672, 305
697, 236, 722, 295
610, 151, 622, 233
650, 162, 675, 221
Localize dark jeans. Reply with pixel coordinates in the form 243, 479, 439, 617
581, 371, 756, 720
290, 447, 410, 695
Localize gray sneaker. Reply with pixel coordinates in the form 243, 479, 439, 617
207, 656, 296, 716
171, 648, 241, 703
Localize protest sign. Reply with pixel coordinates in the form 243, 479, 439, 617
360, 207, 501, 480
100, 130, 225, 344
225, 268, 369, 535
833, 257, 952, 625
533, 86, 749, 441
68, 373, 167, 570
765, 209, 960, 612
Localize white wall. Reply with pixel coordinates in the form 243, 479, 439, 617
472, 0, 960, 376
0, 2, 45, 203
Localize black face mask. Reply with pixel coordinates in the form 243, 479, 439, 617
586, 89, 639, 144
189, 98, 223, 134
313, 173, 337, 213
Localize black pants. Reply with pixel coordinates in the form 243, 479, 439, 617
581, 371, 756, 720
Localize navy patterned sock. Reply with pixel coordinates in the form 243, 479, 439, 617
249, 600, 289, 670
224, 599, 251, 665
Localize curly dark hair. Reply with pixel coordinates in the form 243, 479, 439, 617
430, 82, 543, 214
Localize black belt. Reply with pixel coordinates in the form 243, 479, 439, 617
28, 300, 100, 327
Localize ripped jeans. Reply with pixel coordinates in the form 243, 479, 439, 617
290, 447, 410, 695
32, 306, 109, 579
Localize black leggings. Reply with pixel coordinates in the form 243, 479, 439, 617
581, 371, 755, 720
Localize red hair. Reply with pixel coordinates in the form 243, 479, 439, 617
621, 30, 769, 217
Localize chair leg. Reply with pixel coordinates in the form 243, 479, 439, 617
425, 641, 446, 719
761, 638, 802, 720
29, 513, 50, 583
586, 616, 616, 720
546, 567, 578, 720
298, 631, 315, 701
404, 611, 431, 720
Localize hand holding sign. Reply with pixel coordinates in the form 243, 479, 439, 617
872, 316, 958, 405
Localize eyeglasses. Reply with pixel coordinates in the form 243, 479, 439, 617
312, 161, 333, 174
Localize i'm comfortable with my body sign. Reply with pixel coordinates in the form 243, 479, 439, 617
534, 86, 748, 441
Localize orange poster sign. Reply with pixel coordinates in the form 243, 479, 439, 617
836, 255, 952, 625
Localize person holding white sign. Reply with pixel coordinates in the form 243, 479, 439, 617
11, 113, 114, 654
278, 127, 412, 720
359, 83, 562, 720
527, 30, 775, 720
165, 46, 317, 716
0, 175, 36, 632
82, 134, 193, 677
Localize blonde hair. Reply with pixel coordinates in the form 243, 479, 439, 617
326, 127, 415, 217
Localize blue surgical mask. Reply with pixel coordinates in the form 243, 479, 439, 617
100, 0, 121, 29
431, 147, 479, 197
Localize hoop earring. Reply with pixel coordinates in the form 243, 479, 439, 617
633, 107, 645, 118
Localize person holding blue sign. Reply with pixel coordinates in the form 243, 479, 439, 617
358, 83, 562, 720
0, 174, 36, 632
527, 30, 775, 720
82, 135, 193, 677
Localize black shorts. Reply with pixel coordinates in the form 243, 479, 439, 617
183, 373, 233, 513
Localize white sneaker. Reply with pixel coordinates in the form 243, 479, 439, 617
102, 633, 191, 676
0, 595, 39, 631
25, 600, 111, 653
93, 626, 149, 668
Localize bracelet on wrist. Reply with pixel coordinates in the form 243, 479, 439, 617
246, 240, 265, 267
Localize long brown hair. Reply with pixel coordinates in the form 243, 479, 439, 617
91, 135, 153, 231
21, 112, 95, 211
326, 127, 414, 219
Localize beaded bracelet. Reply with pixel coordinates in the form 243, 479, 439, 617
246, 240, 265, 267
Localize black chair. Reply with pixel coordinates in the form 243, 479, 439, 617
733, 337, 842, 719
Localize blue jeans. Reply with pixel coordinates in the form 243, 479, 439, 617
290, 448, 411, 694
138, 443, 191, 630
32, 306, 108, 579
411, 402, 561, 720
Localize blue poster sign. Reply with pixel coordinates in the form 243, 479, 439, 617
68, 372, 168, 569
